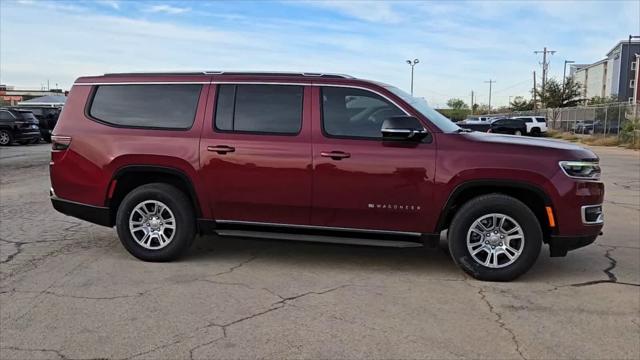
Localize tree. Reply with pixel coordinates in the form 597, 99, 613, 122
536, 77, 582, 108
510, 96, 534, 111
446, 98, 469, 110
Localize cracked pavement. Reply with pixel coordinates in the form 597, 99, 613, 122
1, 144, 638, 359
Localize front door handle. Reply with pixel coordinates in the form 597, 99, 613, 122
207, 145, 235, 154
320, 151, 351, 160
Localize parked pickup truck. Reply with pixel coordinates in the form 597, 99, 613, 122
50, 71, 604, 281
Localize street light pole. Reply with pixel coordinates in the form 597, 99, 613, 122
406, 59, 419, 96
562, 60, 575, 100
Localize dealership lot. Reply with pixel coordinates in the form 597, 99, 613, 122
0, 144, 638, 359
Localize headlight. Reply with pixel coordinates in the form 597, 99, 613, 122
559, 161, 601, 180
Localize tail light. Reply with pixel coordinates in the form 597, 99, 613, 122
51, 135, 72, 151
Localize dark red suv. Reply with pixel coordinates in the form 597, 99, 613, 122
50, 72, 604, 281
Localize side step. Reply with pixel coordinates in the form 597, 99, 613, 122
215, 230, 424, 248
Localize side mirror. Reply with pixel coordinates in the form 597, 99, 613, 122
381, 116, 428, 141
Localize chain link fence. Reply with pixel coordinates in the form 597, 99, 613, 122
491, 102, 639, 140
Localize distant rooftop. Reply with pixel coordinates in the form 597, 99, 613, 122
17, 95, 67, 106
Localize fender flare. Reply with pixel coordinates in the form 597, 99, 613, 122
435, 179, 553, 232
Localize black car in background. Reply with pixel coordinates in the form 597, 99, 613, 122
487, 118, 528, 135
10, 106, 61, 142
0, 108, 41, 146
574, 120, 620, 135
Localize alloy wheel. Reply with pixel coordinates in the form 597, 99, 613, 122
129, 200, 176, 250
466, 213, 525, 268
0, 131, 10, 145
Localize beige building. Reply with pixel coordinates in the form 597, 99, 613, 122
573, 59, 608, 100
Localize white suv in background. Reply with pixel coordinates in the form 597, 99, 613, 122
511, 116, 548, 135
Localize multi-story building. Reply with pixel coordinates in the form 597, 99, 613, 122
606, 40, 639, 102
573, 59, 607, 99
572, 39, 640, 103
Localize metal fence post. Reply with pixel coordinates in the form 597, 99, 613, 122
604, 106, 608, 137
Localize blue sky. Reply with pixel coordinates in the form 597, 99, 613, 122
1, 0, 639, 107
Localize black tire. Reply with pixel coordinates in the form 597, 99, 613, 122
530, 128, 541, 136
0, 130, 13, 146
116, 183, 196, 262
43, 134, 52, 143
448, 194, 542, 281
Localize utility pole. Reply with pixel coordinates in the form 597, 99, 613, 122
484, 79, 495, 112
534, 47, 556, 107
532, 71, 537, 111
470, 90, 475, 114
406, 59, 420, 96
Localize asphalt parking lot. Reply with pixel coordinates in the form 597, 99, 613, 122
1, 143, 638, 359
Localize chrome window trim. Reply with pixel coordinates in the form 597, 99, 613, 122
75, 82, 211, 86
74, 81, 411, 115
216, 220, 422, 236
316, 83, 411, 116
581, 204, 604, 225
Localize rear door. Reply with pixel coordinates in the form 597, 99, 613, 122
310, 85, 436, 233
199, 83, 313, 225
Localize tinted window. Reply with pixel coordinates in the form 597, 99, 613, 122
322, 87, 404, 139
215, 84, 303, 134
0, 111, 13, 121
536, 117, 546, 123
90, 84, 202, 129
493, 119, 506, 126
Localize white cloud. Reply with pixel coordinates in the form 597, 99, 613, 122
98, 0, 120, 10
145, 4, 191, 15
301, 0, 402, 23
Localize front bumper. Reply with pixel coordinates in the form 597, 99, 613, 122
548, 234, 599, 257
50, 189, 112, 227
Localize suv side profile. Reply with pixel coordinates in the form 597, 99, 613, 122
512, 116, 548, 135
0, 108, 41, 146
50, 72, 604, 281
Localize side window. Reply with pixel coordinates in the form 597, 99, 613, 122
0, 111, 14, 120
89, 84, 202, 129
321, 87, 405, 139
214, 84, 303, 134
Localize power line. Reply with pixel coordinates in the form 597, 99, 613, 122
492, 79, 531, 94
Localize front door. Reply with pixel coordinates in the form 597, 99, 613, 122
310, 85, 436, 233
200, 83, 313, 225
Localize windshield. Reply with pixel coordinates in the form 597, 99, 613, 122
384, 85, 460, 133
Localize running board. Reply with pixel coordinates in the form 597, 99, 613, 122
215, 230, 424, 248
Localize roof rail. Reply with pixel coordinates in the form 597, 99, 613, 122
103, 71, 354, 79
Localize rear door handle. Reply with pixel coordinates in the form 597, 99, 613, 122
207, 145, 235, 154
320, 151, 351, 160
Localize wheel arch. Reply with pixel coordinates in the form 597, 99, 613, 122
107, 165, 203, 225
435, 180, 555, 240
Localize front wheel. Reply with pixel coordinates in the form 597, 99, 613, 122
116, 183, 196, 261
448, 194, 542, 281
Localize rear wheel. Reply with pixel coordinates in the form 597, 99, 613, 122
448, 194, 542, 281
116, 183, 196, 261
530, 128, 540, 136
0, 130, 13, 146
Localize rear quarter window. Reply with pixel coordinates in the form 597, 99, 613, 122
89, 84, 202, 129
